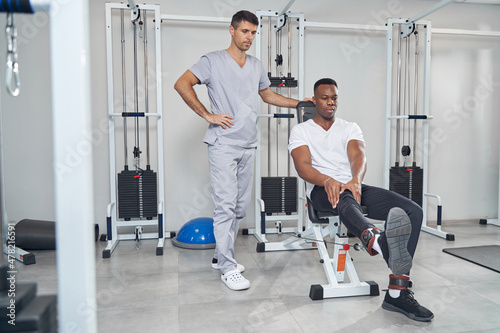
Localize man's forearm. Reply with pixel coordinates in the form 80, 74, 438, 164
269, 94, 300, 109
175, 83, 210, 120
350, 156, 366, 184
295, 161, 337, 187
260, 88, 300, 109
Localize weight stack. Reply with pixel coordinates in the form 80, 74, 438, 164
261, 177, 297, 215
118, 169, 158, 219
389, 166, 423, 207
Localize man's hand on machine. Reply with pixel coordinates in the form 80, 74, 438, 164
324, 177, 343, 209
204, 113, 234, 129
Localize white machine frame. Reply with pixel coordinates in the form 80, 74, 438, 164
383, 3, 500, 237
103, 2, 172, 258
309, 216, 379, 300
247, 9, 309, 251
383, 18, 455, 241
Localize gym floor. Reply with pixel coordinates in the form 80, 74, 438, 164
14, 220, 500, 332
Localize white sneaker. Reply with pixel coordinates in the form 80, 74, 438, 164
211, 258, 245, 273
221, 269, 250, 291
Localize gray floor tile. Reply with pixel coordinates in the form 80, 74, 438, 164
179, 298, 303, 333
11, 220, 500, 332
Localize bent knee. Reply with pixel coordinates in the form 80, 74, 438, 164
405, 203, 423, 227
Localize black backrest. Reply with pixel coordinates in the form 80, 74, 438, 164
306, 197, 331, 224
296, 101, 316, 124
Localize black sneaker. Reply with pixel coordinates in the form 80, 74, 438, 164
378, 207, 413, 276
382, 289, 434, 322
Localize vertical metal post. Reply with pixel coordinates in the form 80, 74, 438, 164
121, 9, 128, 169
51, 0, 96, 331
105, 2, 118, 245
254, 11, 266, 241
413, 29, 419, 165
143, 10, 151, 169
287, 16, 292, 176
395, 24, 402, 166
153, 4, 165, 242
421, 22, 432, 227
405, 35, 411, 156
133, 16, 140, 170
267, 17, 272, 176
295, 12, 305, 231
297, 13, 304, 100
383, 19, 395, 188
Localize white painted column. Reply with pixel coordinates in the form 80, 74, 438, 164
50, 0, 96, 331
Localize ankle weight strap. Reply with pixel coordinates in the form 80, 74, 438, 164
360, 227, 381, 256
388, 274, 413, 290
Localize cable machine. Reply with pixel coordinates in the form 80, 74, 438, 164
242, 5, 312, 252
103, 3, 173, 258
384, 16, 454, 241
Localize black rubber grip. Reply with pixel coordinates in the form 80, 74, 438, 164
122, 112, 145, 117
274, 114, 294, 118
437, 206, 442, 226
107, 216, 112, 240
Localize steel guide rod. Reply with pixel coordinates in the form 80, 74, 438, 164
144, 10, 151, 168
121, 9, 129, 169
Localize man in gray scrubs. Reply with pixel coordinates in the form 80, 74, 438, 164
174, 10, 302, 290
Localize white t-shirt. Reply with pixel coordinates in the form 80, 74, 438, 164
288, 118, 365, 198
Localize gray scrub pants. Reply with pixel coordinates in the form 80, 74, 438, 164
208, 142, 255, 274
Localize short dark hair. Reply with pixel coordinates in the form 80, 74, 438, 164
231, 10, 259, 29
314, 78, 338, 93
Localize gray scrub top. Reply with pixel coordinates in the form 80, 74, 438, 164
189, 50, 271, 148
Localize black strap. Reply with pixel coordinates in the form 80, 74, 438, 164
389, 277, 413, 289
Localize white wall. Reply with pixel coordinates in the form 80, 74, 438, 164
1, 0, 499, 235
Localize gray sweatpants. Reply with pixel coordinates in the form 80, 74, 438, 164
208, 142, 255, 274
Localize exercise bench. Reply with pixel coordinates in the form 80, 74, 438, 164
306, 197, 379, 300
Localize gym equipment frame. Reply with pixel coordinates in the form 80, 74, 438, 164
384, 1, 500, 235
307, 201, 379, 300
246, 8, 310, 252
104, 3, 173, 258
383, 18, 455, 240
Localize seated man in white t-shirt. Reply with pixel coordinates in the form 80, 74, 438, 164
288, 78, 433, 322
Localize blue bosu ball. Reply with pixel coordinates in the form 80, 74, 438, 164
172, 217, 216, 249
